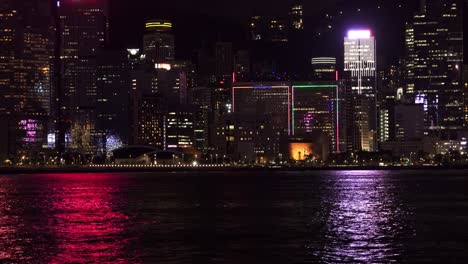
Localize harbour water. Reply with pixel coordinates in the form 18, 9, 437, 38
0, 170, 467, 263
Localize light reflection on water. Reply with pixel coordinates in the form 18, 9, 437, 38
317, 171, 414, 262
47, 174, 133, 263
0, 171, 467, 263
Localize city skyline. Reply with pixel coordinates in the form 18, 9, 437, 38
0, 0, 466, 167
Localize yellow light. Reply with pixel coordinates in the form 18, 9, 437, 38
290, 143, 314, 161
145, 22, 172, 29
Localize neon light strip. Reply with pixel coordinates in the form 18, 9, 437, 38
293, 85, 337, 89
336, 85, 340, 153
291, 85, 295, 136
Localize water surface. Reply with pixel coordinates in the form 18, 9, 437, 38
0, 170, 467, 263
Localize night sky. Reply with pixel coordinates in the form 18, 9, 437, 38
107, 0, 423, 66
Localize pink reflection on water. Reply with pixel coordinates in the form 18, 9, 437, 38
0, 178, 23, 261
46, 173, 134, 264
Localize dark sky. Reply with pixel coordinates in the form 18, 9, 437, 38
107, 0, 421, 65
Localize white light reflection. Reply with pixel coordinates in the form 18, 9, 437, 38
316, 170, 414, 262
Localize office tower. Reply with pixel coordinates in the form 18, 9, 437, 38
59, 0, 109, 154
209, 82, 232, 156
136, 94, 166, 148
96, 49, 130, 154
395, 104, 426, 142
405, 0, 464, 138
231, 82, 291, 162
143, 19, 175, 63
344, 29, 377, 152
289, 2, 304, 30
291, 82, 341, 154
464, 65, 468, 126
215, 42, 233, 82
311, 57, 337, 80
191, 86, 212, 154
166, 107, 195, 150
234, 50, 250, 83
269, 18, 289, 42
0, 0, 51, 161
377, 64, 406, 144
250, 16, 267, 41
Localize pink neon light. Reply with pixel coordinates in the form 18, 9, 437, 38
232, 72, 236, 83
336, 85, 340, 153
335, 70, 339, 81
347, 30, 371, 39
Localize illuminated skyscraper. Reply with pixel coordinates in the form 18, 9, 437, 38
96, 49, 130, 153
289, 3, 304, 30
59, 0, 109, 154
231, 82, 291, 161
292, 82, 342, 154
405, 0, 464, 137
311, 57, 337, 81
143, 19, 175, 63
344, 29, 377, 152
0, 0, 51, 160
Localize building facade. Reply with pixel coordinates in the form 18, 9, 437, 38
344, 29, 377, 152
405, 0, 464, 137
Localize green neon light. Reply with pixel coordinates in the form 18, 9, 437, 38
293, 85, 337, 88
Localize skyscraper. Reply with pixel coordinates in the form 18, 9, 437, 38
292, 82, 341, 154
143, 19, 175, 63
311, 57, 337, 80
215, 42, 233, 82
0, 0, 51, 161
344, 29, 377, 152
289, 2, 304, 31
58, 0, 109, 154
405, 0, 464, 138
231, 82, 290, 162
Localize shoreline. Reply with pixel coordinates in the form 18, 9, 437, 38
1, 165, 468, 174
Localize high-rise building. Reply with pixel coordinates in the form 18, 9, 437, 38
0, 0, 51, 161
405, 0, 464, 137
135, 94, 166, 149
289, 3, 304, 30
215, 42, 233, 82
464, 65, 468, 126
269, 19, 289, 43
166, 107, 194, 150
59, 0, 109, 154
344, 29, 377, 152
209, 82, 232, 156
234, 50, 250, 83
96, 49, 130, 154
395, 104, 426, 142
190, 86, 211, 154
143, 19, 175, 63
250, 16, 267, 41
291, 82, 342, 154
231, 82, 291, 161
311, 57, 337, 80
